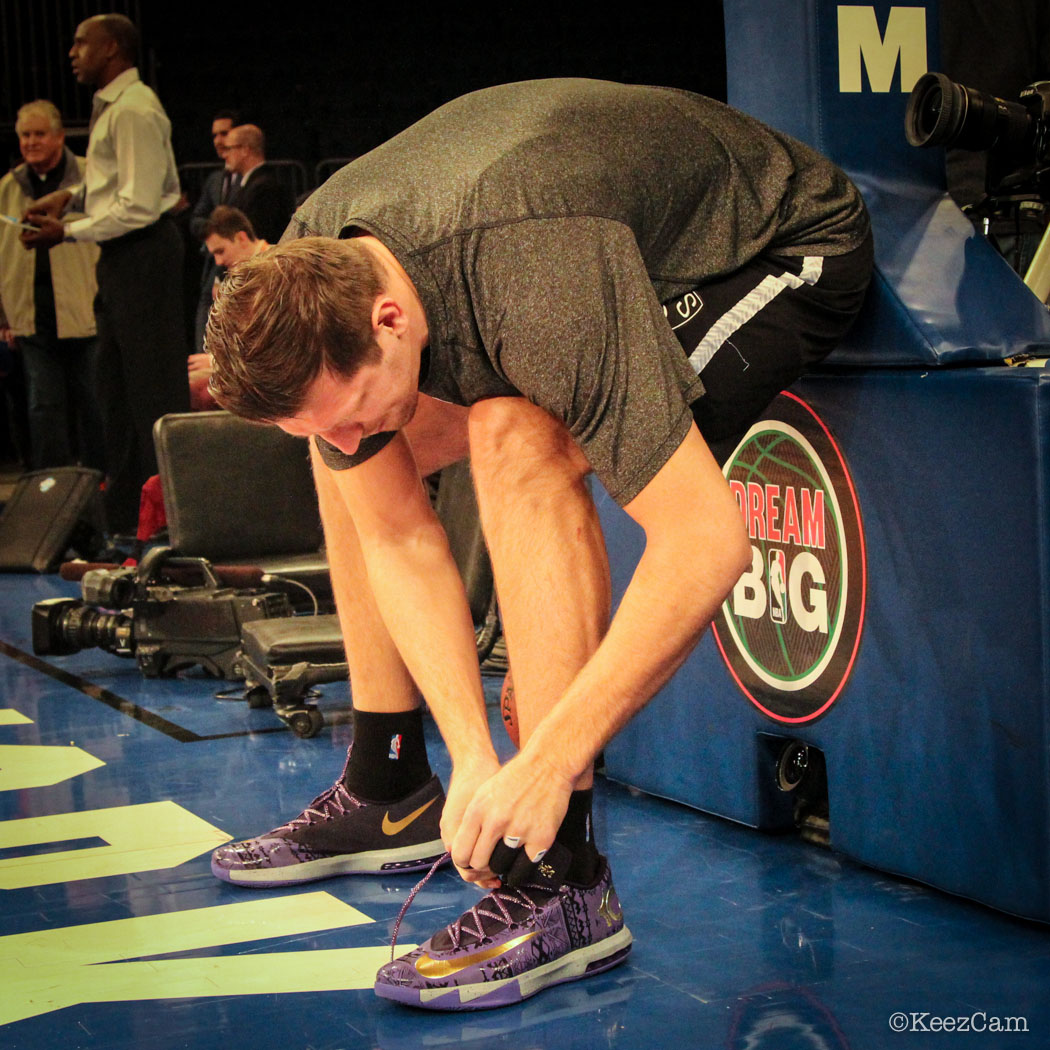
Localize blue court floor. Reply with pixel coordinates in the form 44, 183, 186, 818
2, 567, 1048, 1050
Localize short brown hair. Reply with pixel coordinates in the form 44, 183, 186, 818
205, 205, 256, 241
205, 237, 384, 422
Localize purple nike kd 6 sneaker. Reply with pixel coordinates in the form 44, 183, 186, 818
211, 773, 447, 887
374, 857, 632, 1010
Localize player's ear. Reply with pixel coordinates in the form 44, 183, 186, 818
371, 294, 408, 336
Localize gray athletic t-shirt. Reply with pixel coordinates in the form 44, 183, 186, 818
290, 79, 868, 504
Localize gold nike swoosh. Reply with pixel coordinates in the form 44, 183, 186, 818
598, 887, 623, 926
381, 796, 438, 836
414, 931, 539, 978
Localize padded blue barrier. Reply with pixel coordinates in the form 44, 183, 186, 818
725, 0, 1050, 366
599, 369, 1050, 920
599, 0, 1050, 921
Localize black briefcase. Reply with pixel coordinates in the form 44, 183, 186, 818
0, 467, 105, 572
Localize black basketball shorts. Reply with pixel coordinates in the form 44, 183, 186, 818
665, 231, 874, 463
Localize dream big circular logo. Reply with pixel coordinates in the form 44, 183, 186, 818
712, 392, 865, 723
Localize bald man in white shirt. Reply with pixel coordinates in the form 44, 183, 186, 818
23, 13, 189, 537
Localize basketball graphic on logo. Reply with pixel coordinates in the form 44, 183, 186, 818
713, 393, 866, 723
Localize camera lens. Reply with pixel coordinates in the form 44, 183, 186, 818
906, 73, 963, 147
906, 72, 1033, 153
31, 597, 133, 656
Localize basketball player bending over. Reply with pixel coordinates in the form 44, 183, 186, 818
204, 79, 872, 1011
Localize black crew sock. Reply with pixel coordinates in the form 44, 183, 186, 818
555, 788, 601, 885
342, 708, 433, 802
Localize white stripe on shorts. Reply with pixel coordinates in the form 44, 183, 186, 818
687, 255, 825, 374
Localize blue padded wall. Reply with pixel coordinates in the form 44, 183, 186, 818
600, 369, 1050, 921
724, 0, 1050, 365
600, 0, 1050, 921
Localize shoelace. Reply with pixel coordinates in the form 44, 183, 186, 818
273, 749, 363, 834
389, 852, 552, 961
273, 779, 362, 834
390, 852, 450, 960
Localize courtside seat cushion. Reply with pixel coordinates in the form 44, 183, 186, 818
825, 176, 1050, 368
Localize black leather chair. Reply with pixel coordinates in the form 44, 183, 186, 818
152, 410, 331, 608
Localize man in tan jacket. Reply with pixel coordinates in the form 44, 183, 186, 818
0, 100, 102, 470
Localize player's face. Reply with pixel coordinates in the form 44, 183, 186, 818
275, 345, 420, 457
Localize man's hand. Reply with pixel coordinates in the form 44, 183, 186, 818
20, 216, 66, 250
447, 749, 575, 889
23, 188, 72, 222
188, 353, 216, 411
441, 752, 502, 888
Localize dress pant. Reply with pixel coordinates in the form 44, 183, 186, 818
18, 333, 105, 471
94, 215, 190, 534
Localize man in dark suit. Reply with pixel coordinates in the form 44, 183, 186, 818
189, 109, 240, 351
224, 124, 295, 244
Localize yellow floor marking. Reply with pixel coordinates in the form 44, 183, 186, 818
0, 744, 105, 791
1, 891, 409, 1024
0, 800, 232, 889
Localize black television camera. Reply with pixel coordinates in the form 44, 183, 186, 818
31, 546, 293, 678
906, 74, 1050, 288
905, 73, 1049, 199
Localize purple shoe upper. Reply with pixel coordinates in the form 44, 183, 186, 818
375, 858, 631, 1010
211, 772, 447, 886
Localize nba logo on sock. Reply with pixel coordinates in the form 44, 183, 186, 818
388, 734, 402, 760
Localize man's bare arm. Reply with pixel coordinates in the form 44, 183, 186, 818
533, 424, 751, 771
451, 423, 751, 869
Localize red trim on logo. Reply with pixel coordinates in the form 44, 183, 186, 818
714, 392, 866, 724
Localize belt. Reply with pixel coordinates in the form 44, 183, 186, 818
100, 212, 175, 251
